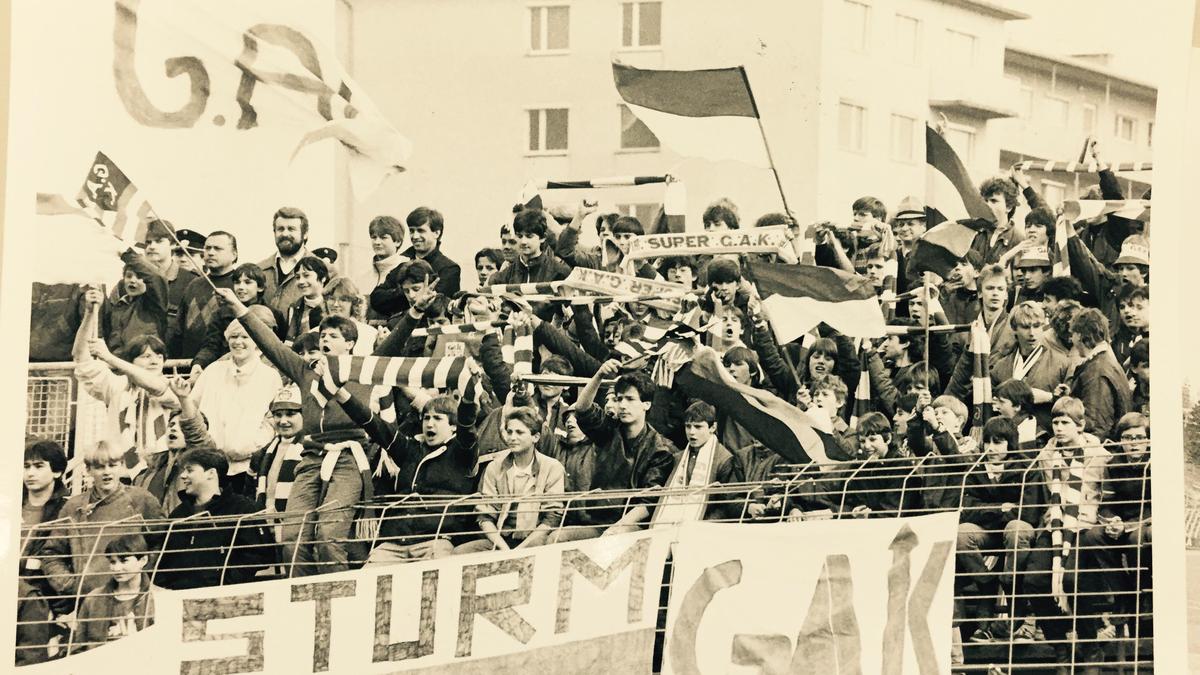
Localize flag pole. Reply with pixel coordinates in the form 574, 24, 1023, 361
737, 67, 792, 218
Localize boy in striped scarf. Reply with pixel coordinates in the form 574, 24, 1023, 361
1025, 397, 1111, 671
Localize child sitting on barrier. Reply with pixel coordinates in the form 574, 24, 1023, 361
456, 407, 566, 553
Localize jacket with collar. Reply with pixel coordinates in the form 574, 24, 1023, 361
103, 253, 169, 359
1034, 433, 1111, 531
960, 453, 1045, 531
490, 246, 572, 286
39, 484, 165, 599
1070, 345, 1132, 440
156, 489, 276, 590
342, 389, 480, 542
70, 574, 155, 654
259, 249, 311, 319
476, 450, 567, 536
575, 402, 678, 507
357, 252, 408, 322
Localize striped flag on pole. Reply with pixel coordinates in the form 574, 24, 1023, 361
1011, 160, 1152, 173
748, 261, 887, 343
969, 317, 992, 436
310, 355, 480, 407
76, 152, 157, 244
612, 62, 769, 168
925, 124, 993, 224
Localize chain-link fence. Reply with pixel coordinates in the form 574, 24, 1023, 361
15, 439, 1154, 672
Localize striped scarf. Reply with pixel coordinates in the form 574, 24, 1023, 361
500, 322, 534, 377
1012, 160, 1151, 173
255, 436, 304, 513
652, 436, 717, 527
119, 388, 170, 479
475, 282, 563, 297
310, 355, 482, 406
969, 316, 992, 438
1046, 446, 1087, 559
849, 340, 872, 431
411, 320, 507, 337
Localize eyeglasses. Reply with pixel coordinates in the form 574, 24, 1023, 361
1120, 434, 1148, 441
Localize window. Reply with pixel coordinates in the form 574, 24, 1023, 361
1147, 121, 1154, 148
945, 29, 976, 67
529, 5, 569, 53
1082, 103, 1097, 136
1115, 114, 1136, 142
1019, 87, 1034, 119
890, 114, 916, 162
617, 203, 660, 226
944, 125, 975, 163
621, 2, 662, 48
528, 108, 569, 153
1041, 180, 1066, 209
838, 101, 867, 153
619, 104, 659, 150
894, 14, 920, 64
1043, 95, 1069, 127
843, 0, 870, 53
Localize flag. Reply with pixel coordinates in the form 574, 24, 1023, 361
1053, 215, 1072, 278
75, 152, 156, 244
648, 179, 687, 235
110, 0, 410, 198
746, 261, 886, 344
612, 62, 769, 168
311, 355, 479, 406
969, 318, 992, 437
905, 219, 986, 278
34, 193, 130, 286
925, 124, 992, 224
674, 347, 841, 465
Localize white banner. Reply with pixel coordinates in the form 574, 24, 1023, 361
624, 226, 790, 260
26, 529, 673, 674
563, 267, 689, 311
662, 513, 958, 675
11, 0, 408, 262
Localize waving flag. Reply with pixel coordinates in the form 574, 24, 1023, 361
925, 124, 992, 224
75, 152, 157, 244
613, 62, 769, 168
34, 193, 130, 285
849, 343, 872, 431
746, 261, 886, 344
674, 347, 841, 465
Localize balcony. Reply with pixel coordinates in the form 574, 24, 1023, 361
928, 68, 1021, 120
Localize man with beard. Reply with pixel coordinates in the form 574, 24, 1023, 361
260, 207, 313, 317
174, 231, 240, 360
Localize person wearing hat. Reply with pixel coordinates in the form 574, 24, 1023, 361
173, 228, 207, 275
1066, 224, 1148, 333
189, 305, 283, 486
1014, 244, 1053, 304
141, 220, 200, 348
250, 384, 306, 520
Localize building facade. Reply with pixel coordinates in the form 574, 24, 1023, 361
333, 0, 1153, 283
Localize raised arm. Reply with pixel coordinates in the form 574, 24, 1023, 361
87, 337, 171, 400
214, 287, 308, 384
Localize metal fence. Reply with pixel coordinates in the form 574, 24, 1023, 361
15, 441, 1154, 672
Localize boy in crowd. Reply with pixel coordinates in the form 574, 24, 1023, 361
955, 417, 1044, 642
70, 534, 155, 654
908, 394, 973, 512
155, 449, 276, 590
1026, 397, 1111, 671
252, 385, 307, 519
653, 402, 745, 525
357, 215, 408, 322
41, 440, 164, 618
18, 440, 71, 663
1062, 308, 1131, 440
102, 250, 169, 359
488, 208, 572, 287
555, 360, 677, 540
332, 375, 482, 564
837, 412, 917, 519
457, 407, 566, 553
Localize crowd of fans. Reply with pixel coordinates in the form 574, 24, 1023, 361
18, 141, 1151, 673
